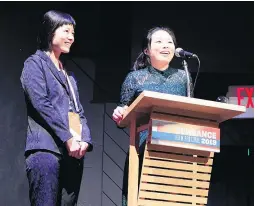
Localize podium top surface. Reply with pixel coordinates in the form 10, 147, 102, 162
119, 91, 246, 127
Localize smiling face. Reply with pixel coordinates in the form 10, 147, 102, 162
51, 24, 75, 54
146, 30, 175, 69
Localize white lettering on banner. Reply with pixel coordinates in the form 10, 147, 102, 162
177, 128, 217, 139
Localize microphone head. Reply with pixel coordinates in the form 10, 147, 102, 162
175, 47, 198, 59
175, 48, 184, 57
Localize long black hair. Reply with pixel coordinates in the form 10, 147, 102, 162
132, 27, 177, 71
37, 10, 76, 51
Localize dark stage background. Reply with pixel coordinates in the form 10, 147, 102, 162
0, 2, 253, 206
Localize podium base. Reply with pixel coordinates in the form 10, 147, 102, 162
137, 143, 214, 206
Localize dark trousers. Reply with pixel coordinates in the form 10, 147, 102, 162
25, 150, 84, 206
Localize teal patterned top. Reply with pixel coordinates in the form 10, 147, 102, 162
119, 65, 193, 146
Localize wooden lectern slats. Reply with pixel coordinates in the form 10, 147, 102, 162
142, 175, 210, 189
139, 144, 212, 205
143, 158, 212, 173
147, 144, 214, 158
138, 199, 190, 206
139, 183, 209, 196
145, 150, 213, 165
142, 167, 211, 181
139, 191, 208, 204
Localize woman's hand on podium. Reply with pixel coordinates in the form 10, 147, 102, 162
112, 105, 128, 124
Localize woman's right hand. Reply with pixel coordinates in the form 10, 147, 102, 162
112, 105, 128, 124
65, 137, 82, 159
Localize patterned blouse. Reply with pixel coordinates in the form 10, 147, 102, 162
118, 65, 193, 146
119, 65, 193, 107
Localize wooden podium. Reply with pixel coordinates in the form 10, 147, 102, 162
119, 91, 246, 206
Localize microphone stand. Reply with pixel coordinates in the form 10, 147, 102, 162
182, 59, 191, 97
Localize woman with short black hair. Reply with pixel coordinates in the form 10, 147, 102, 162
20, 10, 93, 206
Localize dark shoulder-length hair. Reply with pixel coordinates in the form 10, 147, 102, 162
37, 10, 76, 51
132, 27, 177, 71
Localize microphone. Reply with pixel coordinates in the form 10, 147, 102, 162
175, 48, 198, 59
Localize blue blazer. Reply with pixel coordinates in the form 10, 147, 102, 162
20, 50, 93, 156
